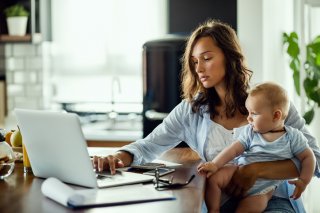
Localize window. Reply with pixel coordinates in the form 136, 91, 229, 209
49, 0, 167, 115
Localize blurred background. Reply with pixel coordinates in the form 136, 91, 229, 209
0, 0, 320, 142
1, 1, 320, 211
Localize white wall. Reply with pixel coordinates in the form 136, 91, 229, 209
238, 0, 320, 143
237, 0, 295, 100
237, 0, 263, 84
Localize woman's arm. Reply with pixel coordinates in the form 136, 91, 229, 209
119, 100, 193, 164
226, 159, 299, 197
287, 147, 316, 199
295, 148, 316, 184
94, 100, 195, 173
286, 102, 320, 177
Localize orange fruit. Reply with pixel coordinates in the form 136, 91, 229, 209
5, 130, 14, 146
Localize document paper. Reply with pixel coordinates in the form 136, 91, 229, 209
41, 177, 175, 208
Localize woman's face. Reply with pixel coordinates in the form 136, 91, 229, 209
191, 36, 226, 89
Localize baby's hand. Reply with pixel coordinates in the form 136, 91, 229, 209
197, 163, 207, 176
197, 162, 218, 178
288, 179, 307, 200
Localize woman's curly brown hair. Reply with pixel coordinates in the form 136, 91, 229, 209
181, 19, 252, 118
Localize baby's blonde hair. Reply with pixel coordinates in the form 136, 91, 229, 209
249, 82, 289, 119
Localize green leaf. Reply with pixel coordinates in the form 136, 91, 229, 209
289, 58, 300, 72
303, 108, 315, 125
316, 54, 320, 66
287, 42, 300, 58
313, 66, 320, 79
282, 33, 289, 45
282, 31, 320, 121
304, 77, 318, 93
314, 35, 320, 44
4, 4, 29, 17
293, 71, 300, 95
282, 32, 300, 58
309, 88, 320, 105
290, 32, 299, 41
311, 42, 320, 53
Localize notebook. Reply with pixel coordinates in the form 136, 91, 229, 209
41, 177, 174, 208
14, 109, 154, 188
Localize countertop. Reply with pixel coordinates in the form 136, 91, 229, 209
1, 114, 143, 142
83, 128, 142, 142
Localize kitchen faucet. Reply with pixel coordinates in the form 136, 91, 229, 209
107, 76, 121, 129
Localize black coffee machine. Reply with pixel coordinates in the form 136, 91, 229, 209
142, 35, 187, 146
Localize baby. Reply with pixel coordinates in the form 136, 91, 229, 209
198, 82, 316, 213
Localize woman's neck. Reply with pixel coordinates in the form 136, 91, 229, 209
214, 85, 226, 102
211, 109, 248, 130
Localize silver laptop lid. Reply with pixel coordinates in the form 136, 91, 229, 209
15, 109, 98, 188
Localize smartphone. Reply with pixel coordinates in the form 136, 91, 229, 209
143, 168, 175, 176
131, 163, 166, 170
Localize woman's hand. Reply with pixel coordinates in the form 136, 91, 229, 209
92, 151, 133, 175
225, 164, 258, 197
92, 155, 124, 174
225, 160, 299, 197
288, 179, 307, 200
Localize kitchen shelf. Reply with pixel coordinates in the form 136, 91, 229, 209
0, 34, 32, 42
0, 0, 51, 43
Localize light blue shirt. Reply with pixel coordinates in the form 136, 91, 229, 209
235, 124, 309, 195
121, 100, 320, 212
237, 124, 309, 165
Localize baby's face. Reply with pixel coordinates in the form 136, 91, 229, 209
245, 94, 275, 133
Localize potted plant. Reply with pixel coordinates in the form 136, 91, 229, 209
282, 32, 320, 124
3, 4, 29, 36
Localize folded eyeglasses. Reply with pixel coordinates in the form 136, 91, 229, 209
153, 168, 195, 190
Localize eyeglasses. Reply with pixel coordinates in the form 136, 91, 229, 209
153, 168, 195, 190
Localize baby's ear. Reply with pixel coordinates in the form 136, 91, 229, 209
273, 110, 282, 121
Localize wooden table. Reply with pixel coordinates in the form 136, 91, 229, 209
0, 148, 205, 213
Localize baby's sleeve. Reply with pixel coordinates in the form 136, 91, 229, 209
234, 124, 253, 151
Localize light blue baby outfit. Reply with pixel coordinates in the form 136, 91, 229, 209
236, 124, 309, 195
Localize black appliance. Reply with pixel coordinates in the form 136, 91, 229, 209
142, 35, 186, 139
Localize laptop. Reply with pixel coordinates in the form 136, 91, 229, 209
14, 109, 154, 188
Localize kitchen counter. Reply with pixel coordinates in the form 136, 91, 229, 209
81, 116, 143, 145
83, 128, 142, 142
1, 114, 143, 146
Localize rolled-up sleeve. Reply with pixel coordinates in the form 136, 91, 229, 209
119, 100, 192, 165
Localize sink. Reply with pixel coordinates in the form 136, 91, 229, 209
82, 127, 143, 142
81, 115, 143, 141
83, 119, 142, 131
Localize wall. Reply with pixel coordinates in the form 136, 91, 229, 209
237, 0, 295, 99
0, 80, 5, 123
0, 43, 44, 117
169, 0, 237, 34
238, 0, 320, 142
0, 46, 5, 123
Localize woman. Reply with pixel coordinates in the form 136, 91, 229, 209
93, 20, 320, 212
